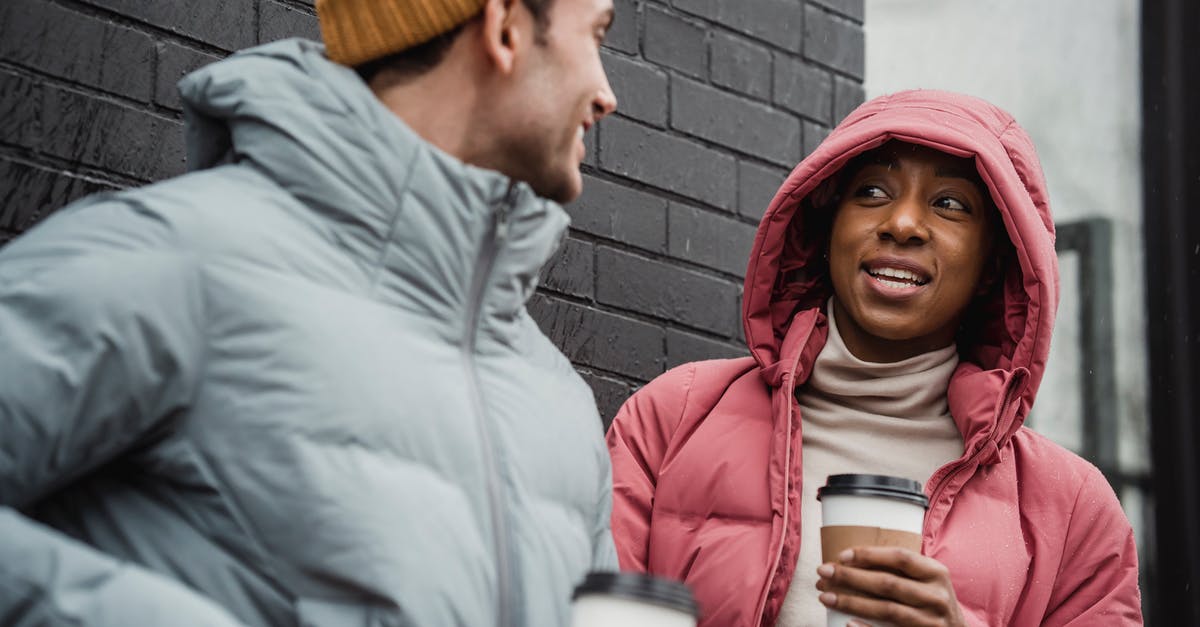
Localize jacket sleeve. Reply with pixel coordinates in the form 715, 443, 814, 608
605, 363, 696, 572
0, 201, 243, 626
1041, 465, 1143, 626
590, 452, 620, 572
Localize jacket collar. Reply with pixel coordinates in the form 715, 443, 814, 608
772, 306, 1029, 463
179, 39, 568, 336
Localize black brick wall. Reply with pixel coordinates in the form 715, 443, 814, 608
0, 0, 865, 425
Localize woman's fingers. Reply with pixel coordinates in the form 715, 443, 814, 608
840, 546, 952, 582
818, 588, 943, 627
814, 548, 966, 627
817, 561, 953, 612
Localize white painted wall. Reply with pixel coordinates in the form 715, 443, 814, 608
863, 0, 1148, 537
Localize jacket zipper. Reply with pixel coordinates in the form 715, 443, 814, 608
463, 183, 517, 627
755, 314, 820, 627
924, 375, 1027, 535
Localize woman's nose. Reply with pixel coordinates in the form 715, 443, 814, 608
878, 197, 930, 245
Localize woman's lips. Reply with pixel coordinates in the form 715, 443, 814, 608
863, 258, 932, 282
861, 265, 930, 298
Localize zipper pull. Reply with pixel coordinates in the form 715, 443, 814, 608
496, 183, 519, 240
496, 205, 510, 240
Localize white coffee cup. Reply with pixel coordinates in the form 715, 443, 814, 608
571, 571, 698, 627
817, 474, 930, 627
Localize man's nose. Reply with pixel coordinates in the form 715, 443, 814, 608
592, 78, 618, 120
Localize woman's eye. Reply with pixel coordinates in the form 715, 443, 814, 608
856, 185, 888, 199
934, 196, 970, 212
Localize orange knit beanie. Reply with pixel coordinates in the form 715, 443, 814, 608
316, 0, 487, 67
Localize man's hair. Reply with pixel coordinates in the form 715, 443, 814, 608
355, 0, 554, 86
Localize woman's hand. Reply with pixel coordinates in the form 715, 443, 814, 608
815, 546, 966, 627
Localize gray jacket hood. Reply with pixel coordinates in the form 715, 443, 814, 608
180, 39, 570, 333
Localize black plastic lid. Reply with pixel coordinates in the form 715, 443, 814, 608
816, 474, 929, 509
573, 571, 699, 617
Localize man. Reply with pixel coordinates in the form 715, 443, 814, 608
0, 0, 618, 624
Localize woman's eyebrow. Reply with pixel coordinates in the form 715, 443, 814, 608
935, 165, 981, 181
860, 155, 899, 171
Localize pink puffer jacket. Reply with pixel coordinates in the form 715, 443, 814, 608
606, 90, 1142, 626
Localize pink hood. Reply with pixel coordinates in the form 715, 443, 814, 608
744, 89, 1058, 449
607, 90, 1140, 627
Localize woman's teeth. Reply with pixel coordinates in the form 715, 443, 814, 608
874, 276, 917, 289
868, 267, 928, 287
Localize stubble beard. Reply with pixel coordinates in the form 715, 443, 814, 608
505, 122, 578, 203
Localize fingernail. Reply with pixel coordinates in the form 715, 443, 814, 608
819, 592, 837, 606
839, 548, 854, 562
847, 622, 867, 627
817, 564, 834, 577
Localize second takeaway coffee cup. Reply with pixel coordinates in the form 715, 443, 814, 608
572, 571, 699, 627
817, 474, 930, 627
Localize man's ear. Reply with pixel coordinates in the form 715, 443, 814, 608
481, 0, 521, 75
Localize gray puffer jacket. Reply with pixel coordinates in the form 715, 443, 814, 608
0, 39, 616, 627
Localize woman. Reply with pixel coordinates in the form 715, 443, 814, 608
606, 90, 1142, 626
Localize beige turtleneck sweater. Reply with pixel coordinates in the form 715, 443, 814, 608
775, 300, 964, 627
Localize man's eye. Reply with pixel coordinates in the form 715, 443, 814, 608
935, 196, 970, 212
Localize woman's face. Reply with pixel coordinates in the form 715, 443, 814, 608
828, 142, 996, 363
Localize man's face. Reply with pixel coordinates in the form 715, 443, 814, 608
495, 0, 617, 203
827, 142, 996, 362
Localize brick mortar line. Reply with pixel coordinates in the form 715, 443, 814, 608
561, 227, 750, 285
656, 68, 828, 127
738, 152, 806, 179
592, 113, 792, 181
798, 3, 866, 80
805, 58, 865, 82
254, 0, 263, 44
634, 0, 647, 59
545, 236, 747, 305
663, 60, 674, 128
661, 319, 748, 350
44, 0, 238, 57
0, 143, 149, 188
579, 164, 735, 221
641, 3, 866, 82
641, 4, 811, 59
604, 111, 804, 171
580, 166, 764, 229
605, 42, 850, 127
663, 61, 844, 127
573, 366, 647, 391
0, 145, 137, 229
535, 287, 743, 343
271, 0, 317, 16
535, 286, 678, 333
0, 60, 186, 122
804, 0, 865, 25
